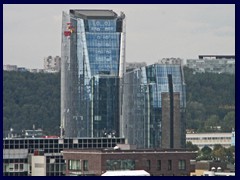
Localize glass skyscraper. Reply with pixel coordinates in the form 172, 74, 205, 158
121, 59, 186, 149
61, 10, 126, 137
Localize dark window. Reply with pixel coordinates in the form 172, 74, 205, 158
157, 160, 161, 170
146, 160, 151, 170
14, 164, 18, 171
168, 160, 172, 171
178, 160, 186, 170
83, 160, 88, 171
19, 164, 24, 170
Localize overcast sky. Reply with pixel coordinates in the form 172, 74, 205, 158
3, 4, 235, 69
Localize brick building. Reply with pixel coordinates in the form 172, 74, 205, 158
62, 149, 197, 176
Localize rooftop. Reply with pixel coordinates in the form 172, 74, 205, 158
70, 9, 118, 19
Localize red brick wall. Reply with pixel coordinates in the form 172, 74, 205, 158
63, 150, 196, 176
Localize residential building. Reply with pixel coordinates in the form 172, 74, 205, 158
121, 58, 186, 149
61, 9, 126, 138
186, 55, 235, 74
44, 56, 61, 73
62, 149, 197, 176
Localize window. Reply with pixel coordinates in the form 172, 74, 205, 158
157, 160, 161, 170
146, 160, 151, 170
106, 159, 135, 170
178, 160, 186, 170
168, 160, 172, 171
68, 160, 81, 170
20, 164, 24, 171
83, 160, 88, 171
14, 164, 19, 171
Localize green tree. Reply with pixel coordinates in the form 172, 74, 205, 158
221, 111, 235, 132
199, 146, 212, 160
212, 144, 227, 162
204, 115, 220, 132
186, 141, 199, 151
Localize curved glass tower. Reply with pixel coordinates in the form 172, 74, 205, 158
61, 10, 126, 137
122, 59, 186, 149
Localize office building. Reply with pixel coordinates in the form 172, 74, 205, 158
3, 137, 125, 176
62, 148, 197, 176
126, 62, 147, 72
61, 10, 126, 138
121, 58, 186, 149
186, 131, 235, 150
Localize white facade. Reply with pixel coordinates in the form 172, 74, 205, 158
31, 155, 46, 176
44, 56, 61, 73
3, 149, 28, 174
186, 132, 233, 149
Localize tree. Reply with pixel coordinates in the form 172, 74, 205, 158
212, 144, 227, 162
221, 111, 235, 132
186, 141, 199, 151
204, 115, 220, 132
200, 146, 212, 160
225, 146, 235, 164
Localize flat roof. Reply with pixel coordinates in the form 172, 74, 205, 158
199, 55, 235, 59
62, 148, 196, 154
101, 170, 150, 176
70, 9, 118, 19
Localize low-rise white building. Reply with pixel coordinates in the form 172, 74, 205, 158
186, 132, 235, 149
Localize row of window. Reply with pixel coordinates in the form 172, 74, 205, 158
187, 137, 231, 140
68, 159, 186, 172
4, 163, 25, 172
145, 160, 186, 171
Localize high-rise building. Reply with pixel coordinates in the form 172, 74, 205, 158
121, 58, 186, 149
44, 56, 61, 73
61, 10, 126, 138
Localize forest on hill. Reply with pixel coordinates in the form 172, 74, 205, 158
3, 71, 60, 136
184, 67, 235, 132
3, 68, 235, 136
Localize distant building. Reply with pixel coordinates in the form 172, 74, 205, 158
62, 149, 197, 176
17, 67, 28, 72
231, 130, 235, 146
3, 137, 125, 176
186, 55, 235, 74
126, 62, 147, 72
22, 129, 43, 138
44, 56, 61, 73
4, 65, 18, 71
122, 59, 186, 149
29, 69, 44, 73
190, 160, 234, 176
186, 132, 234, 150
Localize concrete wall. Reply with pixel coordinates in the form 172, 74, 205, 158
31, 156, 46, 176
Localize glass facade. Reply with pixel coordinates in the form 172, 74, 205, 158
121, 62, 186, 149
61, 10, 126, 137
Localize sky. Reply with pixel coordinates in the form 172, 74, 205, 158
3, 4, 235, 69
